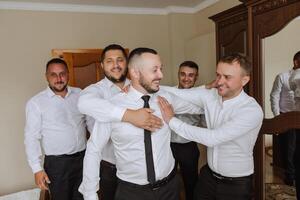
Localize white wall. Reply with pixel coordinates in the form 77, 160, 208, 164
264, 19, 300, 118
185, 32, 216, 86
263, 18, 300, 147
0, 0, 240, 195
0, 10, 173, 195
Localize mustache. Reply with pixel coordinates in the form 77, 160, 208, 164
152, 78, 161, 82
112, 66, 122, 71
55, 81, 65, 84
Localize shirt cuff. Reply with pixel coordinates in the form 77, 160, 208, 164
79, 185, 99, 200
83, 194, 99, 200
31, 163, 43, 174
169, 117, 182, 132
110, 107, 126, 122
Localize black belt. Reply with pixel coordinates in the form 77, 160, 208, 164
118, 167, 177, 190
101, 160, 116, 169
45, 150, 85, 158
207, 165, 252, 182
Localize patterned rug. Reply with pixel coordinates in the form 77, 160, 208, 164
265, 183, 296, 200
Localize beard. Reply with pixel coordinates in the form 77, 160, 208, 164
49, 82, 67, 93
139, 73, 160, 94
104, 68, 128, 83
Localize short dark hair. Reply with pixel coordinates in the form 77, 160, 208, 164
46, 58, 68, 72
219, 53, 251, 75
128, 47, 158, 62
293, 51, 300, 62
179, 61, 198, 71
100, 44, 127, 63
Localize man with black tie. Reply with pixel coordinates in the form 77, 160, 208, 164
77, 44, 162, 200
79, 47, 202, 200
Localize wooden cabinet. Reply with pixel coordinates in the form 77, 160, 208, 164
209, 4, 248, 60
210, 1, 300, 199
210, 4, 250, 94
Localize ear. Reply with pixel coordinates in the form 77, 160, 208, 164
100, 62, 104, 70
241, 75, 250, 86
195, 73, 199, 81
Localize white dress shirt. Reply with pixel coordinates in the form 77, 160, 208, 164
162, 86, 263, 177
24, 86, 90, 173
78, 77, 130, 164
171, 86, 206, 143
270, 70, 295, 115
78, 77, 130, 123
79, 86, 203, 200
171, 114, 204, 143
289, 68, 300, 110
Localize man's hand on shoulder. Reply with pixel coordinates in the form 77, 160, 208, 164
122, 84, 130, 93
157, 96, 174, 124
34, 170, 50, 190
122, 108, 163, 132
205, 78, 219, 89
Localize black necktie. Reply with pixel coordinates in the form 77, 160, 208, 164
141, 95, 156, 184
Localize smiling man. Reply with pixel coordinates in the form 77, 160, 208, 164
77, 44, 163, 200
79, 47, 203, 200
159, 53, 263, 200
24, 58, 92, 200
171, 61, 203, 200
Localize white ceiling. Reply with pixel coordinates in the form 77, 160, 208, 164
0, 0, 208, 8
0, 0, 219, 14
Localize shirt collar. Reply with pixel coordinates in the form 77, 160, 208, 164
102, 77, 131, 91
127, 86, 155, 103
220, 89, 247, 106
46, 86, 72, 98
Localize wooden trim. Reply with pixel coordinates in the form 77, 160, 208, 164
209, 4, 246, 22
63, 53, 75, 86
260, 111, 300, 134
96, 62, 101, 81
52, 49, 103, 58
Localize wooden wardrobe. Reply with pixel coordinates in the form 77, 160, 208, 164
210, 0, 300, 199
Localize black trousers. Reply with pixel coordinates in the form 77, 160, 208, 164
295, 129, 300, 200
44, 150, 85, 200
278, 129, 296, 181
115, 174, 180, 200
99, 161, 118, 200
171, 142, 199, 200
194, 165, 253, 200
